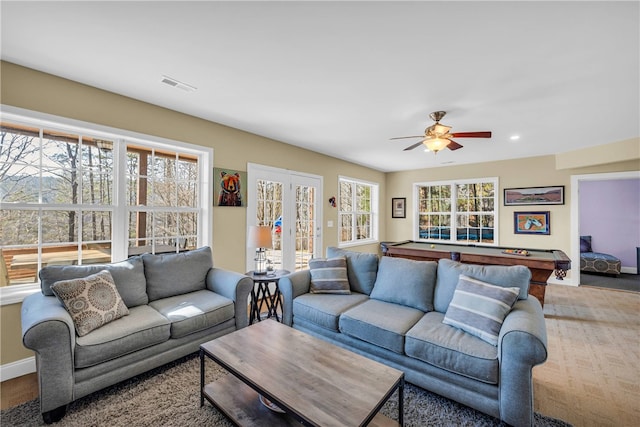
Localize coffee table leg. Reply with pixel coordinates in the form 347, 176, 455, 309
399, 377, 404, 426
200, 349, 205, 407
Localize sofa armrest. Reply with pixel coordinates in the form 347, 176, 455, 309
21, 292, 76, 413
278, 270, 311, 326
497, 297, 548, 427
206, 267, 253, 329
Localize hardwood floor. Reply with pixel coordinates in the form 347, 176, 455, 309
0, 373, 38, 410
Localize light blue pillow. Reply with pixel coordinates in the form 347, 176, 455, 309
443, 274, 520, 346
369, 256, 437, 312
326, 247, 378, 295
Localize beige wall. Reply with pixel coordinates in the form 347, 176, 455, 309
1, 61, 638, 368
0, 61, 386, 365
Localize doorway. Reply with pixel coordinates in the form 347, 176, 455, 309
246, 163, 323, 273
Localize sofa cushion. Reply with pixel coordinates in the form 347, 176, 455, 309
293, 293, 369, 331
369, 256, 437, 312
442, 275, 520, 346
326, 247, 379, 295
149, 289, 235, 338
51, 270, 129, 337
434, 259, 531, 313
339, 299, 424, 354
308, 256, 351, 294
143, 246, 212, 301
74, 305, 171, 368
405, 311, 499, 384
40, 256, 148, 308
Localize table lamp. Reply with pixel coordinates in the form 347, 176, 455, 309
247, 225, 273, 275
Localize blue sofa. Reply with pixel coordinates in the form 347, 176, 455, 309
280, 247, 547, 427
21, 246, 253, 423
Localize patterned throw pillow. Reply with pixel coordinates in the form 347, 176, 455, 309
51, 270, 129, 337
442, 274, 520, 346
309, 256, 351, 294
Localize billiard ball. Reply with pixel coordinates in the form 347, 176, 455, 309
430, 244, 435, 248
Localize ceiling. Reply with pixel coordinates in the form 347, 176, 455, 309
1, 1, 638, 172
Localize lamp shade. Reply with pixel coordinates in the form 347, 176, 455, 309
424, 137, 450, 153
247, 225, 273, 248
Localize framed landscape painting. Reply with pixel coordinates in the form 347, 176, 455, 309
514, 211, 550, 235
504, 186, 564, 206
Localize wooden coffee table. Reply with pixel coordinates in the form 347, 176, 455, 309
200, 320, 404, 426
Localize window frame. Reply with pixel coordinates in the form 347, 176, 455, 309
337, 175, 379, 248
0, 106, 213, 305
413, 177, 499, 246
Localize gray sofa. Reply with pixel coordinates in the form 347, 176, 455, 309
21, 246, 253, 423
280, 247, 548, 427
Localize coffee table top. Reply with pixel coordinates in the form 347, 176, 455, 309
201, 320, 403, 426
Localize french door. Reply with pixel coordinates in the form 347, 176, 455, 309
247, 164, 322, 272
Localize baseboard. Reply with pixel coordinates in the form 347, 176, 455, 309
0, 357, 36, 382
621, 266, 638, 275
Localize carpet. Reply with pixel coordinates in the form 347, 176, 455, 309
580, 272, 640, 292
1, 354, 571, 427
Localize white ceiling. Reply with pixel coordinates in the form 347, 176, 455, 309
1, 1, 638, 172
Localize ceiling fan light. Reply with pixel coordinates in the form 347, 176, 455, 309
424, 137, 449, 153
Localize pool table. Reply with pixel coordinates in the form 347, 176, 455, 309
381, 241, 571, 307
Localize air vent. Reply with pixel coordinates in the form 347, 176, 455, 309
160, 75, 197, 92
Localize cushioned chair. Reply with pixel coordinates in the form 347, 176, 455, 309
580, 235, 621, 276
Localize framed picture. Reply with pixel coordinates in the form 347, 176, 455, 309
503, 186, 564, 206
392, 198, 406, 218
514, 211, 550, 235
214, 167, 247, 207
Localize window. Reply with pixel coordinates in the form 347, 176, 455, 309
338, 176, 378, 246
415, 178, 498, 245
0, 108, 212, 303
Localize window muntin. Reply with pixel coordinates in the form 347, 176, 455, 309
338, 177, 378, 246
1, 115, 207, 291
416, 178, 498, 245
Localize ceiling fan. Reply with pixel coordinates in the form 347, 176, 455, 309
391, 111, 491, 154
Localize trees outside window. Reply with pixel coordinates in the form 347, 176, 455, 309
415, 178, 498, 244
1, 114, 208, 290
338, 177, 378, 246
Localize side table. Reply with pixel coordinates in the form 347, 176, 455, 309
245, 269, 290, 323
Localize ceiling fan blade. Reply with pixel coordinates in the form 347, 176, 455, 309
449, 131, 492, 138
403, 141, 424, 151
390, 135, 424, 140
447, 140, 464, 150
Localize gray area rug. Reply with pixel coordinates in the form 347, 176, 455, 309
1, 354, 571, 426
580, 272, 640, 293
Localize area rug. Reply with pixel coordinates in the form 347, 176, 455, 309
1, 354, 571, 427
580, 272, 640, 293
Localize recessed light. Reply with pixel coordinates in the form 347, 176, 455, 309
509, 135, 520, 141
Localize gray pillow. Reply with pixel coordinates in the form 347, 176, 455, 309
443, 274, 520, 346
309, 256, 350, 294
326, 247, 379, 295
40, 256, 148, 308
434, 259, 531, 313
143, 246, 212, 301
369, 256, 437, 312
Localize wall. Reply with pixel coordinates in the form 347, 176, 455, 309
579, 179, 640, 268
0, 61, 385, 366
1, 61, 639, 370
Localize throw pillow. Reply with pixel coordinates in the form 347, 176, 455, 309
309, 256, 351, 294
51, 270, 129, 337
369, 256, 437, 312
442, 274, 520, 346
580, 235, 592, 253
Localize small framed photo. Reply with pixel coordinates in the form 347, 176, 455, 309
392, 198, 406, 218
514, 211, 550, 235
504, 186, 564, 206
